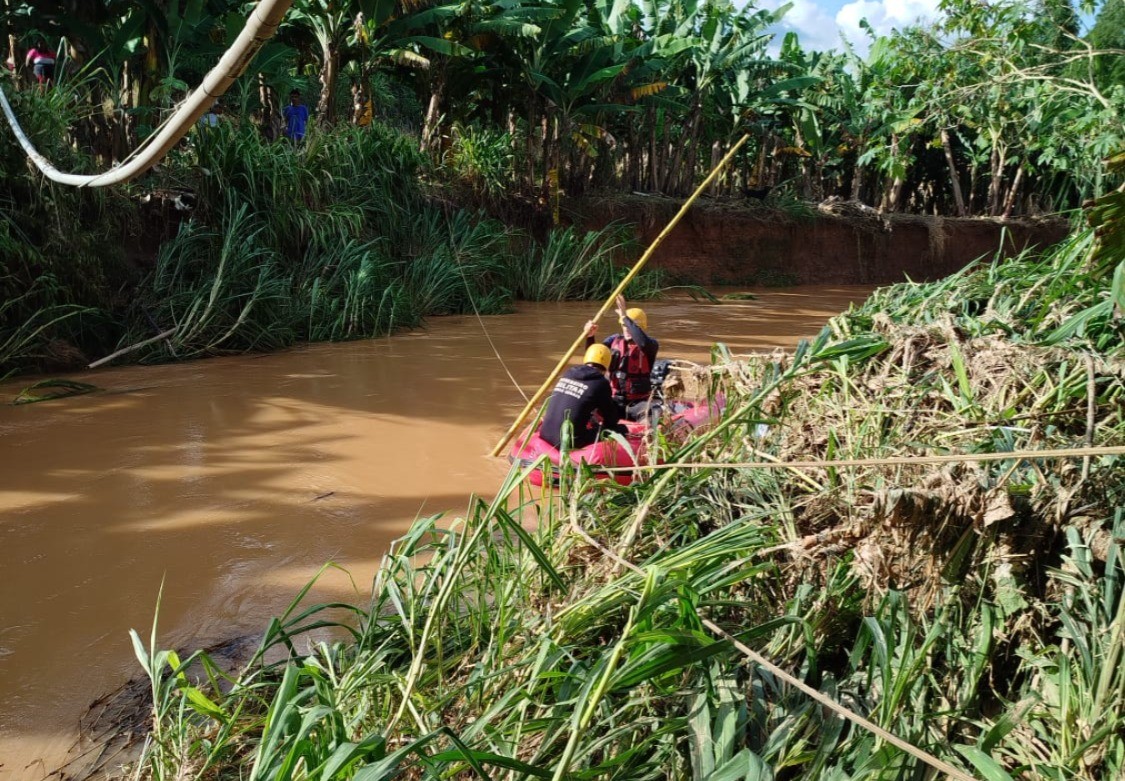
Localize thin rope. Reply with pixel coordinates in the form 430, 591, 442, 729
601, 443, 1125, 473
567, 521, 980, 781
453, 261, 529, 402
489, 134, 751, 457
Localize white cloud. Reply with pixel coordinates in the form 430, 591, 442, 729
837, 0, 942, 50
760, 0, 845, 53
759, 0, 943, 57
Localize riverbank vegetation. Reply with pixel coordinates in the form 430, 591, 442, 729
3, 0, 1124, 376
0, 108, 652, 374
108, 200, 1125, 779
4, 0, 1124, 209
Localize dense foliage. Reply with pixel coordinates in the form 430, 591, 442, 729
0, 92, 656, 376
5, 2, 1125, 778
3, 0, 1123, 210
2, 0, 1123, 377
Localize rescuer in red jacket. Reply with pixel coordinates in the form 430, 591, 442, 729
584, 295, 660, 422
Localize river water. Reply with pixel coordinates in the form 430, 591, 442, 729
0, 287, 872, 779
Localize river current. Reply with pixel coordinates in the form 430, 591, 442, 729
0, 287, 872, 778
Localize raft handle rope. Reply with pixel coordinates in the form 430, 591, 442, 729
567, 521, 980, 781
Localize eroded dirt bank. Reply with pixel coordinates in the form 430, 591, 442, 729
574, 196, 1069, 285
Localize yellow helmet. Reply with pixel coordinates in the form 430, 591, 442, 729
625, 307, 648, 330
583, 344, 612, 369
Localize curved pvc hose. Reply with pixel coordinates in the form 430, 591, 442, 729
0, 0, 293, 187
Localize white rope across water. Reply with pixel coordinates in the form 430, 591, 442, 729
453, 262, 530, 402
0, 0, 293, 187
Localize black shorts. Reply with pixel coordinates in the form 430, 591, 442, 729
33, 61, 54, 82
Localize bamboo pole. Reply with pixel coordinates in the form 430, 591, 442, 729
489, 134, 749, 457
88, 328, 176, 369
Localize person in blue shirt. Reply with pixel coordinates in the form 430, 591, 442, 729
283, 89, 309, 142
197, 101, 221, 129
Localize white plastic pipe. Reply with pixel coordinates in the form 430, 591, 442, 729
0, 0, 293, 187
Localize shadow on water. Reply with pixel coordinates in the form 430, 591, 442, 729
0, 286, 874, 779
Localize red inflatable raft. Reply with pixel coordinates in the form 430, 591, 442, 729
509, 397, 723, 487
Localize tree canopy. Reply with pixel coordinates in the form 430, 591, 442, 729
2, 0, 1122, 215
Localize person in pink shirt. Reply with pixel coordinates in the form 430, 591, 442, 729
24, 40, 55, 88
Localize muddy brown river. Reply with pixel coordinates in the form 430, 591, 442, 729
0, 287, 872, 779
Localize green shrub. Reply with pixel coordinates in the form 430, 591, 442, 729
507, 222, 660, 301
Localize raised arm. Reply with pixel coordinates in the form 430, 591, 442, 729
583, 319, 598, 348
622, 317, 657, 361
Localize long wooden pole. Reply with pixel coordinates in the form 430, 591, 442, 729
489, 134, 750, 457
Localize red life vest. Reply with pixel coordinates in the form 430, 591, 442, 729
607, 334, 653, 403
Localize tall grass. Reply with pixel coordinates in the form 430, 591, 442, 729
297, 237, 407, 342
508, 222, 662, 301
0, 275, 93, 377
396, 209, 515, 317
88, 122, 660, 367
440, 122, 517, 199
2, 111, 662, 375
122, 225, 1124, 780
0, 83, 137, 371
143, 121, 667, 360
134, 200, 292, 359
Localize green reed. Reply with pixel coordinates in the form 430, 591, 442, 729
0, 79, 137, 372
507, 222, 664, 302
110, 123, 664, 365
3, 116, 661, 374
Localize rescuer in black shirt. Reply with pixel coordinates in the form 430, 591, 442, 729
539, 344, 629, 449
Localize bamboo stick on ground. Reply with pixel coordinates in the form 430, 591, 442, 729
88, 328, 176, 369
489, 134, 750, 458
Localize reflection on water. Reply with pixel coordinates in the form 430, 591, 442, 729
0, 286, 872, 778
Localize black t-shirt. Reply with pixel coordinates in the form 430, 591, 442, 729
539, 364, 627, 449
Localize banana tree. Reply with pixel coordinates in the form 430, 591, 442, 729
663, 0, 783, 194
935, 0, 1124, 214
286, 0, 355, 122
411, 0, 546, 152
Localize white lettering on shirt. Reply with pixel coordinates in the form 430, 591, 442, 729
554, 378, 587, 400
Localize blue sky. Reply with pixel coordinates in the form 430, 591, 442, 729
757, 0, 944, 55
